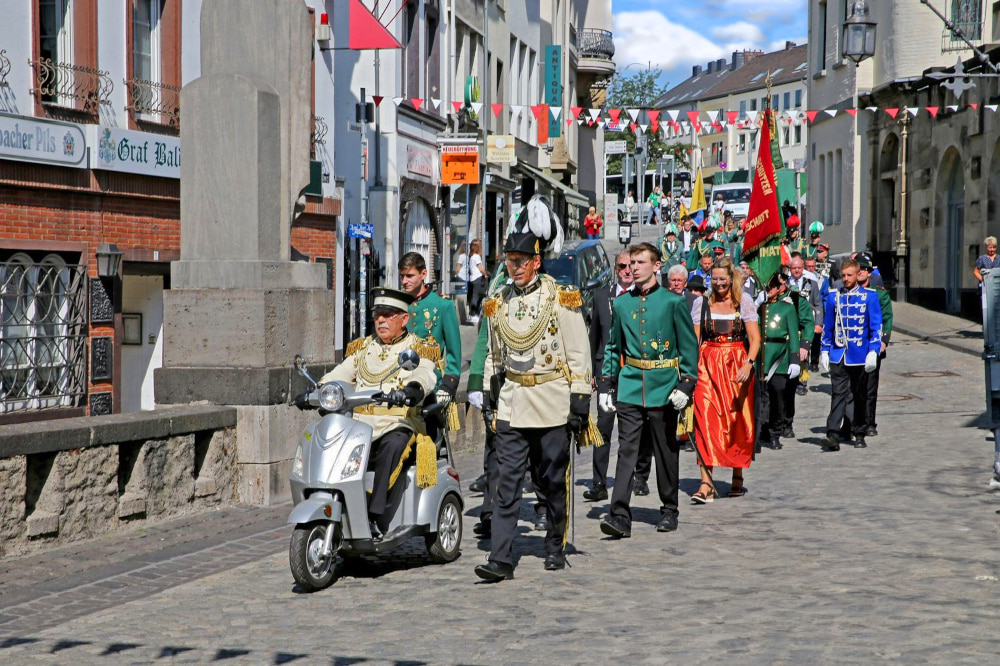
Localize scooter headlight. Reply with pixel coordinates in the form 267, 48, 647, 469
291, 443, 304, 478
340, 443, 366, 479
318, 382, 345, 411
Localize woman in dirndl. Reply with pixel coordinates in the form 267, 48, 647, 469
691, 257, 761, 502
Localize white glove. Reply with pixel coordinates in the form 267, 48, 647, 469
819, 352, 830, 373
669, 389, 689, 411
788, 363, 801, 379
435, 390, 452, 407
468, 391, 484, 410
864, 351, 878, 373
598, 392, 616, 413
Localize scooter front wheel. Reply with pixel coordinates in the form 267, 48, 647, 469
289, 522, 340, 592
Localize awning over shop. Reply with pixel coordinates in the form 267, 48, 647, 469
518, 163, 590, 208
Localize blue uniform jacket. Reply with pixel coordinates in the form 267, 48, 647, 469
821, 286, 882, 365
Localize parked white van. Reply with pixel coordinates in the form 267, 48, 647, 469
709, 183, 753, 221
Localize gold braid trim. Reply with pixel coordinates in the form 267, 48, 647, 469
345, 336, 368, 358
557, 286, 583, 309
579, 414, 605, 448
388, 433, 417, 489
446, 402, 462, 432
415, 434, 438, 488
413, 338, 441, 363
483, 297, 498, 318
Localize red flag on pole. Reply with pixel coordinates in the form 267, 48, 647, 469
348, 0, 403, 49
742, 110, 784, 285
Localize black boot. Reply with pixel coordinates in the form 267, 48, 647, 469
583, 483, 608, 501
474, 560, 514, 582
821, 432, 841, 451
469, 473, 487, 493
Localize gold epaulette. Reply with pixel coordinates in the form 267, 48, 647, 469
345, 336, 368, 357
483, 297, 498, 318
413, 338, 441, 363
557, 285, 583, 309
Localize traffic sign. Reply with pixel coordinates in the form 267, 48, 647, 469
348, 222, 374, 239
719, 161, 728, 171
605, 140, 627, 155
347, 121, 363, 133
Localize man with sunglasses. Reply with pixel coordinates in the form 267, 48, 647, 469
320, 287, 438, 540
474, 233, 592, 582
586, 250, 635, 502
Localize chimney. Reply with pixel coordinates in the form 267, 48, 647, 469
785, 40, 796, 50
707, 61, 715, 73
716, 58, 727, 71
731, 51, 745, 70
692, 64, 702, 77
743, 49, 764, 65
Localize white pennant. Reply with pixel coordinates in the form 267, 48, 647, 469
430, 98, 441, 109
577, 118, 584, 126
906, 107, 919, 117
824, 109, 838, 117
589, 108, 601, 121
551, 107, 562, 121
666, 109, 680, 122
947, 104, 958, 112
865, 106, 877, 113
510, 105, 522, 118
639, 124, 648, 133
627, 108, 640, 122
471, 102, 483, 114
987, 105, 998, 112
709, 109, 721, 123
392, 97, 404, 106
746, 110, 759, 124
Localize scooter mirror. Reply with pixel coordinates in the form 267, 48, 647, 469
398, 350, 420, 371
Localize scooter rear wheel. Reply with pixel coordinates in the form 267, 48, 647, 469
425, 494, 463, 563
289, 522, 339, 592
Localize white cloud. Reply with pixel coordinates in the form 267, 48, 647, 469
612, 11, 728, 74
712, 21, 766, 47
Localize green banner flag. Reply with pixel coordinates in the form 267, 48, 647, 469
742, 110, 785, 287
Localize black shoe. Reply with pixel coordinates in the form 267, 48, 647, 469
854, 435, 868, 449
781, 426, 795, 439
795, 384, 808, 396
533, 507, 549, 532
599, 516, 631, 539
469, 474, 487, 493
543, 553, 566, 570
808, 363, 819, 372
523, 473, 534, 494
771, 437, 783, 450
474, 560, 514, 582
369, 520, 384, 542
634, 479, 650, 496
821, 433, 841, 451
473, 517, 492, 537
583, 484, 608, 501
866, 425, 878, 437
656, 513, 679, 532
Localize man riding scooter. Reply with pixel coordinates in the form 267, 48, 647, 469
319, 287, 438, 540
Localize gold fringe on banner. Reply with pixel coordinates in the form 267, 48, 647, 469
446, 402, 462, 432
578, 414, 605, 448
415, 434, 438, 488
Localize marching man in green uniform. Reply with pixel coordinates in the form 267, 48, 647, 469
785, 217, 808, 257
803, 221, 825, 260
319, 287, 439, 540
657, 223, 686, 284
758, 273, 801, 449
398, 252, 462, 428
474, 233, 593, 581
686, 219, 725, 268
599, 242, 699, 538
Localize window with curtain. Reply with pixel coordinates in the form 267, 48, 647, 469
37, 0, 74, 106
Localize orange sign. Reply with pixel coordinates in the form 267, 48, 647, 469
441, 146, 480, 185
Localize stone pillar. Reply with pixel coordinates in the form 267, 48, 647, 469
155, 0, 335, 505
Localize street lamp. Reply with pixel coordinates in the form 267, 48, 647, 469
842, 0, 877, 64
95, 242, 123, 278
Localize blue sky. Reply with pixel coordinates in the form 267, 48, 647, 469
612, 0, 809, 91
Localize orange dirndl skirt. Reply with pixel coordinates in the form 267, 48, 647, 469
693, 341, 755, 469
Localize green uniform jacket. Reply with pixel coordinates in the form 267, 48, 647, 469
759, 296, 800, 376
603, 284, 699, 407
657, 237, 686, 271
803, 243, 819, 260
467, 322, 490, 393
408, 288, 462, 394
875, 286, 893, 351
790, 289, 814, 352
686, 238, 725, 267
786, 238, 808, 256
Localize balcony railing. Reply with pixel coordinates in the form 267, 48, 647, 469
580, 28, 615, 61
0, 50, 10, 85
942, 0, 983, 52
29, 57, 113, 113
311, 115, 328, 147
124, 77, 180, 127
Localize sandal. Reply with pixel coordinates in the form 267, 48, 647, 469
729, 475, 747, 498
691, 482, 716, 504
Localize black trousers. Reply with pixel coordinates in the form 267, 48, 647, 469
479, 428, 498, 519
810, 333, 822, 366
764, 374, 793, 438
489, 421, 570, 566
368, 430, 414, 521
862, 355, 883, 428
782, 374, 800, 427
826, 361, 869, 436
593, 408, 615, 487
609, 403, 680, 526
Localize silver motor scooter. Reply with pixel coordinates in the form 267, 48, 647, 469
287, 351, 464, 592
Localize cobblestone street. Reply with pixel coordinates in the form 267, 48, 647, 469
2, 330, 999, 664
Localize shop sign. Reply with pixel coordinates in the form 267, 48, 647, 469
487, 135, 516, 164
0, 112, 86, 168
407, 144, 435, 177
88, 126, 180, 178
440, 145, 479, 185
544, 45, 562, 138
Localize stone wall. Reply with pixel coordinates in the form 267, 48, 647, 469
0, 405, 237, 558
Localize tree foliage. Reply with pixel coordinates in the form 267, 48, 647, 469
605, 70, 693, 176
